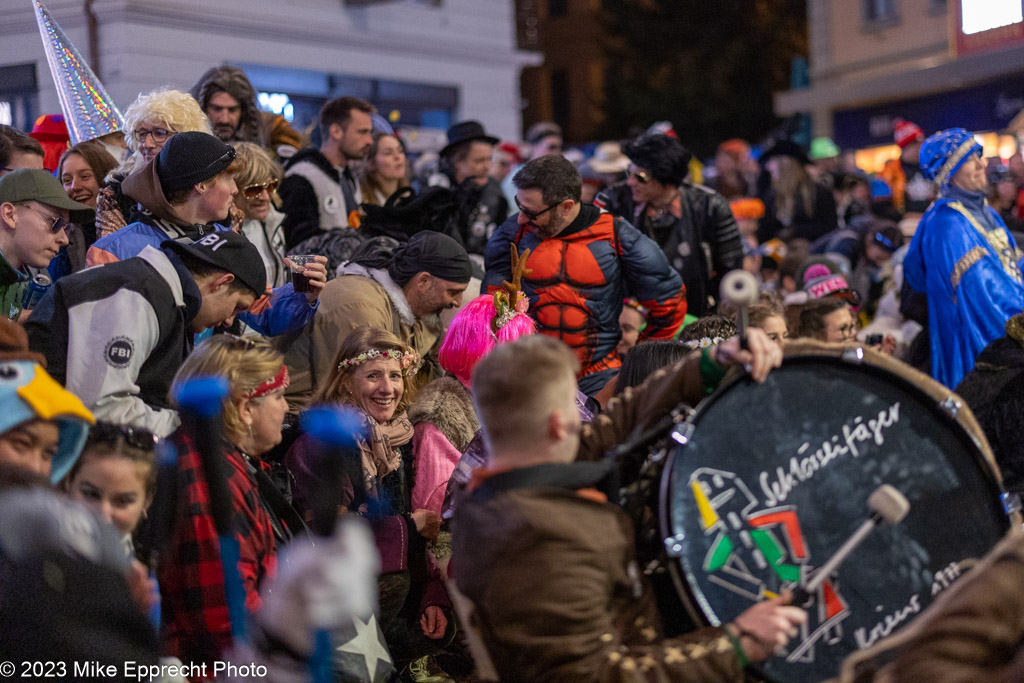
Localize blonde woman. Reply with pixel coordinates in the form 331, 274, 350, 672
159, 334, 302, 667
95, 89, 214, 237
231, 142, 287, 287
286, 326, 455, 677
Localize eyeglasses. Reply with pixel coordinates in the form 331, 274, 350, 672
88, 422, 158, 450
628, 169, 652, 184
19, 204, 69, 234
134, 127, 174, 144
514, 195, 560, 221
243, 180, 279, 199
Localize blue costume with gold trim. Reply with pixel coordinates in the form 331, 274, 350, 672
905, 186, 1024, 388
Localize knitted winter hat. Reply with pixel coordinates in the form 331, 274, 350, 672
156, 131, 236, 195
919, 128, 982, 188
893, 119, 925, 149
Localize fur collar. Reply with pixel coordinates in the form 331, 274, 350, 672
337, 261, 415, 326
408, 377, 479, 452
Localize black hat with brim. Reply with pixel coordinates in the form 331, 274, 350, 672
440, 120, 500, 158
760, 139, 812, 166
162, 231, 267, 295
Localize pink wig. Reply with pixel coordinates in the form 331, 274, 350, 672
439, 294, 535, 388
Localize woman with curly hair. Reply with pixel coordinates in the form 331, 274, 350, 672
94, 89, 214, 238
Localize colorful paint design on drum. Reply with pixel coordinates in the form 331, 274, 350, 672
691, 468, 850, 665
660, 348, 1011, 682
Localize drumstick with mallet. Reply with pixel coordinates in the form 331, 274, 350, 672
720, 270, 759, 349
788, 484, 910, 607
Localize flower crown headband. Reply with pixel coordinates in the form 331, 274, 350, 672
491, 244, 532, 337
337, 347, 421, 377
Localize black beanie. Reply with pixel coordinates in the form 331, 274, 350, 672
156, 131, 236, 196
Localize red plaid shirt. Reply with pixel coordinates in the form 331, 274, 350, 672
158, 432, 276, 667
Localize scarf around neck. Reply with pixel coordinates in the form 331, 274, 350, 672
358, 411, 414, 498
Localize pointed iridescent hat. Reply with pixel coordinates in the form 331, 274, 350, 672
32, 0, 123, 145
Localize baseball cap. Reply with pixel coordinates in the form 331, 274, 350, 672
0, 168, 93, 223
162, 231, 267, 295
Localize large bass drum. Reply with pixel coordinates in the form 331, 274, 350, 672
659, 340, 1013, 682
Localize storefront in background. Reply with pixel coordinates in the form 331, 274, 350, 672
834, 72, 1024, 173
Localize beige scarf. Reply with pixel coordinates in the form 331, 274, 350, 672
359, 411, 414, 498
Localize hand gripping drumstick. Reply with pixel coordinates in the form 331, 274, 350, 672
720, 270, 759, 349
789, 484, 910, 607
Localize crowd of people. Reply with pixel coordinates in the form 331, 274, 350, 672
3, 57, 1024, 683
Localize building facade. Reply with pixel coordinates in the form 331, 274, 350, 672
516, 0, 604, 144
776, 0, 1024, 167
0, 0, 540, 141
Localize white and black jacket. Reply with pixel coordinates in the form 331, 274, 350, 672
26, 245, 201, 437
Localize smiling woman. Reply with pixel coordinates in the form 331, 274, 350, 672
53, 141, 119, 274
286, 326, 457, 672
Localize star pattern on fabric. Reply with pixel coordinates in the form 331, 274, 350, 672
336, 613, 392, 680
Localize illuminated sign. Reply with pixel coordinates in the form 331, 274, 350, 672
962, 0, 1022, 34
954, 0, 1024, 55
257, 92, 294, 122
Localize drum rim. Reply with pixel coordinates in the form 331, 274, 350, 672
658, 350, 1011, 637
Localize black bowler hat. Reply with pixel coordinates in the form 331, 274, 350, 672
440, 120, 499, 158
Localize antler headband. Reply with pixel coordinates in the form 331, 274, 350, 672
491, 244, 532, 336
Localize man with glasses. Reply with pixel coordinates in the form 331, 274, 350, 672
0, 169, 91, 320
597, 133, 743, 317
484, 154, 687, 396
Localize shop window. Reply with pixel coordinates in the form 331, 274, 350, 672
863, 0, 899, 28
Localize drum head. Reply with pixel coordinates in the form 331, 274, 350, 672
661, 345, 1010, 682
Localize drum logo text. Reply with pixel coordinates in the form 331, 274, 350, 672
760, 402, 902, 506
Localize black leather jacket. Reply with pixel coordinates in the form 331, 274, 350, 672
598, 183, 744, 316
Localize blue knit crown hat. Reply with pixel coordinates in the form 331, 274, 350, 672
919, 128, 982, 188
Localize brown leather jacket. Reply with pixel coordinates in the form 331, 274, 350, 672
453, 353, 748, 681
840, 530, 1024, 683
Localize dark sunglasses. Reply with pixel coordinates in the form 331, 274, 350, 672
243, 180, 279, 199
20, 204, 70, 234
628, 169, 652, 184
88, 422, 158, 450
515, 195, 560, 221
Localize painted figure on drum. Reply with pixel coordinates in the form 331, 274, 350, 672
690, 467, 849, 665
904, 128, 1024, 389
